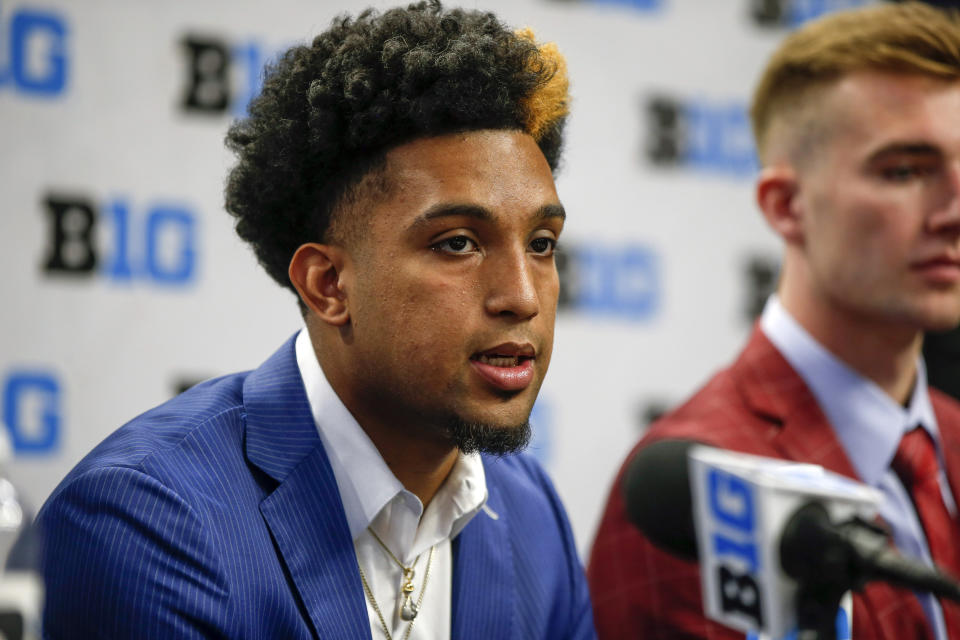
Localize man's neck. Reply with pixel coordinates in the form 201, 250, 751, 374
358, 421, 460, 509
313, 333, 460, 508
779, 286, 922, 405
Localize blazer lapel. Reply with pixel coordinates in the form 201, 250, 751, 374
451, 470, 515, 640
244, 336, 371, 640
931, 391, 960, 507
260, 448, 371, 640
732, 327, 859, 479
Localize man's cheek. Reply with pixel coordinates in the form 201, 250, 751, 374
395, 326, 458, 367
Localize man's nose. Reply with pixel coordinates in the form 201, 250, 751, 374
483, 250, 540, 320
927, 160, 960, 233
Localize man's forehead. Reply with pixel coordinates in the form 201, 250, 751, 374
828, 72, 960, 144
767, 71, 960, 166
372, 130, 559, 214
834, 69, 937, 97
384, 130, 549, 175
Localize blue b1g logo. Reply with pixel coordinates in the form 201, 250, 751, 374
708, 469, 764, 628
544, 0, 662, 11
0, 3, 68, 97
557, 244, 660, 320
752, 0, 872, 28
41, 194, 200, 286
646, 95, 756, 177
587, 0, 661, 9
180, 34, 274, 117
2, 370, 61, 454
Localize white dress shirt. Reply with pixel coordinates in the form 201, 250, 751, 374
761, 295, 954, 639
294, 330, 488, 639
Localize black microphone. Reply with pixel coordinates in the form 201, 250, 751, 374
622, 438, 699, 560
622, 438, 960, 602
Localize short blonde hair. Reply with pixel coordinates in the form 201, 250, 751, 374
751, 2, 960, 163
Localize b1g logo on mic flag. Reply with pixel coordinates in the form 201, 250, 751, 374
689, 447, 878, 639
706, 468, 765, 628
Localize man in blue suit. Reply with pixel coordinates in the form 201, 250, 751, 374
37, 2, 595, 638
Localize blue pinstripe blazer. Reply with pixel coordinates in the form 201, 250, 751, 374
37, 336, 596, 639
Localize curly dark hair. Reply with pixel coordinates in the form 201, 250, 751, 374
224, 0, 570, 292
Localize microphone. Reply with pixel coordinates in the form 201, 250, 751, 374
623, 438, 699, 560
623, 439, 960, 639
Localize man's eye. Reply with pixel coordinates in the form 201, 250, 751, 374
884, 165, 917, 181
880, 163, 935, 182
529, 237, 556, 256
432, 236, 477, 254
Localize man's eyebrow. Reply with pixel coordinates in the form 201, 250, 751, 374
536, 203, 566, 221
413, 204, 494, 228
866, 142, 943, 163
409, 202, 566, 229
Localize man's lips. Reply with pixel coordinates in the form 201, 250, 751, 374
911, 255, 960, 283
469, 343, 536, 391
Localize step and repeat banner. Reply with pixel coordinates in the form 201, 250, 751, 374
2, 0, 878, 555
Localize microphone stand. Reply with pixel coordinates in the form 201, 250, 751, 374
781, 503, 855, 640
793, 583, 846, 640
782, 502, 960, 640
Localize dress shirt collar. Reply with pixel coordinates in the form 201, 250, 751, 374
294, 329, 487, 550
760, 295, 939, 487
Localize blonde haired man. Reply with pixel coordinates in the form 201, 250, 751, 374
590, 4, 960, 639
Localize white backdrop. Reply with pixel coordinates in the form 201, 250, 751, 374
0, 0, 877, 557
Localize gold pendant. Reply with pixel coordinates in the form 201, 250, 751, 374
400, 567, 418, 621
401, 599, 419, 621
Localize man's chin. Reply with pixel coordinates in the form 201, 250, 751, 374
440, 416, 532, 456
912, 307, 960, 333
923, 318, 960, 333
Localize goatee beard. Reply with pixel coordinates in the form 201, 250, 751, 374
441, 417, 531, 456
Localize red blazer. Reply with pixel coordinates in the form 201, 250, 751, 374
588, 328, 960, 639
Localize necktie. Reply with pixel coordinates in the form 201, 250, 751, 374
892, 427, 960, 638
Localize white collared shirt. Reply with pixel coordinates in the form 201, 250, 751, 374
761, 295, 953, 639
295, 330, 488, 639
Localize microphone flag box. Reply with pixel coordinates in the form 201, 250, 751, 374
688, 446, 881, 639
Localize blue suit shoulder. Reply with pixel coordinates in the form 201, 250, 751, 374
48, 371, 250, 495
35, 371, 268, 639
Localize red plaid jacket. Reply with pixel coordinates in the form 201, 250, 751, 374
588, 327, 960, 639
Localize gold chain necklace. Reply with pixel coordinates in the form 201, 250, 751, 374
356, 528, 436, 640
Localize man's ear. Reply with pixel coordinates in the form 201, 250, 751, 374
756, 164, 804, 244
289, 243, 351, 326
